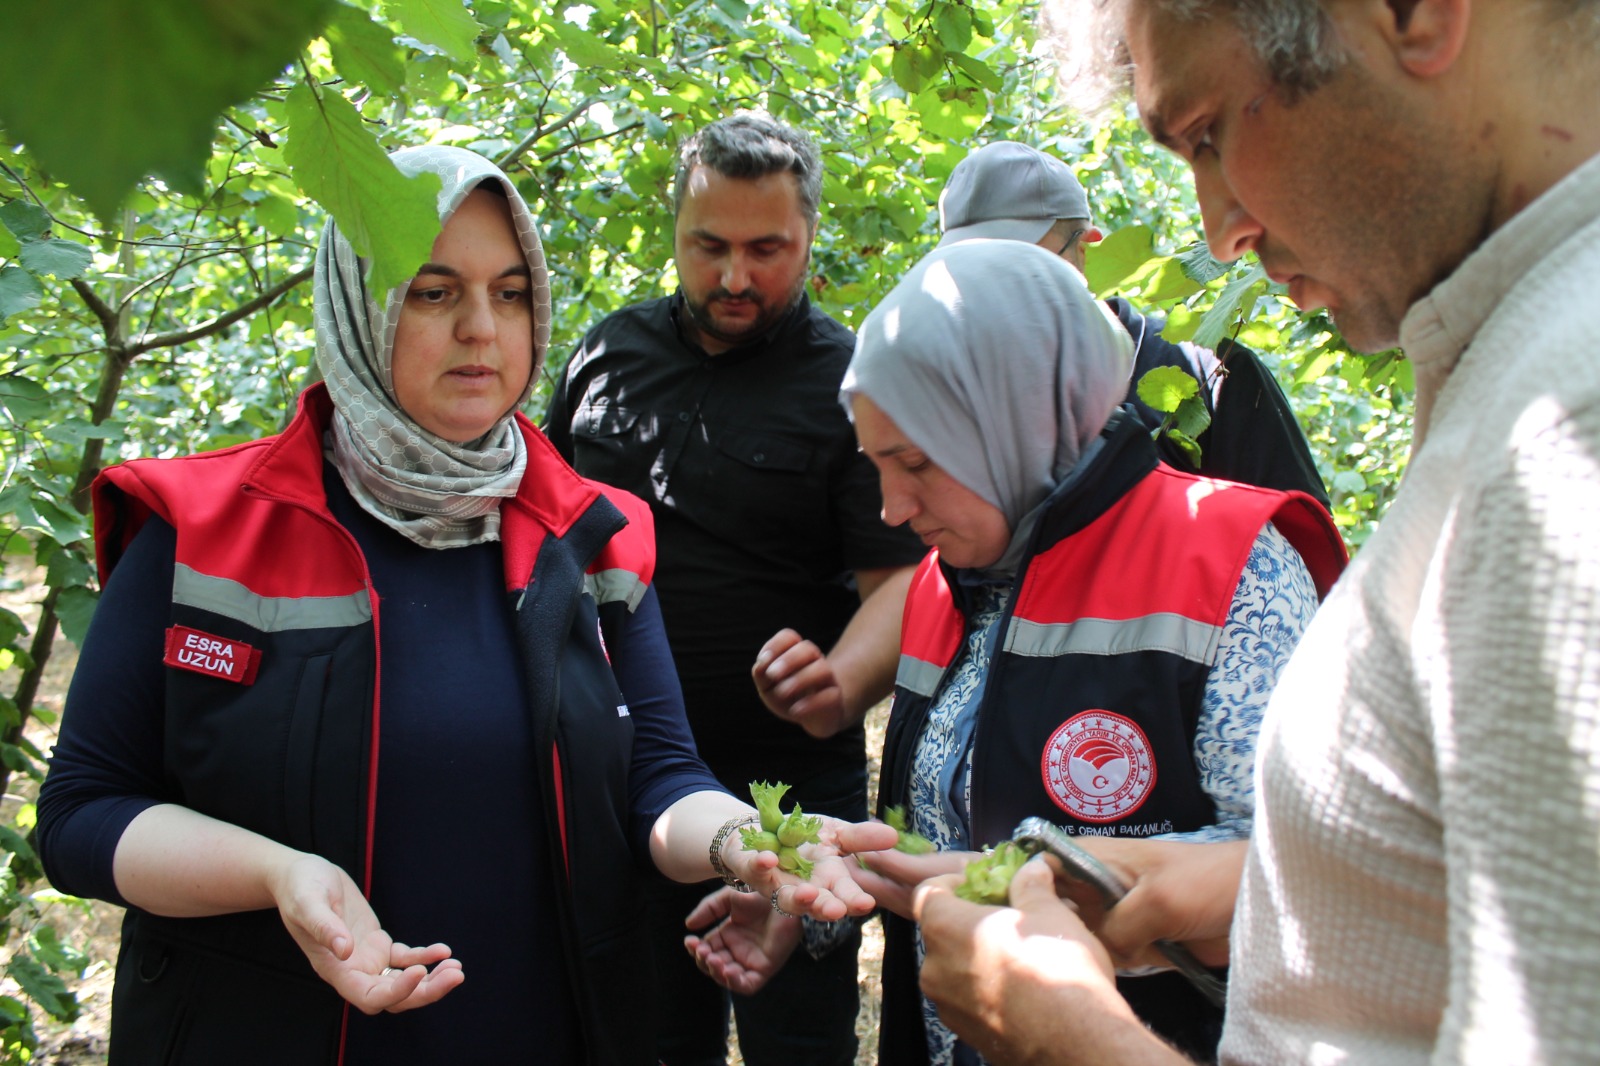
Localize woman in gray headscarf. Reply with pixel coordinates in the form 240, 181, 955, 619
37, 145, 890, 1065
690, 239, 1345, 1064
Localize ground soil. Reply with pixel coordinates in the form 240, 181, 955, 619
1, 572, 890, 1064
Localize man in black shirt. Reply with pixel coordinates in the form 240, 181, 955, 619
545, 113, 924, 1066
938, 141, 1329, 506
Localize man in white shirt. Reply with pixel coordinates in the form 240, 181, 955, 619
911, 2, 1600, 1063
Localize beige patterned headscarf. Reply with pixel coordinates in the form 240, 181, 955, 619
313, 145, 552, 548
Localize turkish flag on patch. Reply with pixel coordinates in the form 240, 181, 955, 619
163, 626, 262, 685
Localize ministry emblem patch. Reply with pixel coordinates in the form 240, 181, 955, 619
1041, 710, 1155, 823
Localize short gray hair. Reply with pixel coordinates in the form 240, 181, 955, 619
672, 112, 823, 227
1046, 0, 1347, 113
1047, 0, 1600, 113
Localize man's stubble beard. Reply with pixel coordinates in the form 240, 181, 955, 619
683, 262, 811, 349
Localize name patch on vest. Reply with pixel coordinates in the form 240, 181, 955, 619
163, 626, 262, 685
1041, 710, 1155, 823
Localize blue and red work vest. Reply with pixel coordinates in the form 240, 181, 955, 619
91, 385, 659, 1066
876, 411, 1347, 1066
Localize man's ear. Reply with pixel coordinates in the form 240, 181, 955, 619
1379, 0, 1471, 78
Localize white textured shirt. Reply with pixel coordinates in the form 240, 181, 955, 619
1222, 152, 1600, 1065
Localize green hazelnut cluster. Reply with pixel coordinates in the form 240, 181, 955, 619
954, 841, 1029, 904
742, 781, 822, 879
884, 805, 935, 854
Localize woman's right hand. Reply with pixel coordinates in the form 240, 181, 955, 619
270, 853, 465, 1014
112, 805, 465, 1012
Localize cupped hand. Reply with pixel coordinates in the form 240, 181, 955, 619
723, 815, 899, 922
271, 853, 465, 1013
752, 629, 847, 738
683, 885, 802, 995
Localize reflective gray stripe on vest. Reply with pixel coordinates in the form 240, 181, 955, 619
584, 567, 647, 612
173, 563, 372, 633
1004, 613, 1221, 666
896, 654, 945, 697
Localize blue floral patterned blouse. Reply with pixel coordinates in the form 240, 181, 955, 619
912, 522, 1319, 1066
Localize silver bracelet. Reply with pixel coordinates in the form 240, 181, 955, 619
710, 814, 760, 892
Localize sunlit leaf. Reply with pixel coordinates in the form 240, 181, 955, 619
253, 194, 303, 237
1192, 264, 1268, 350
910, 43, 944, 78
1083, 224, 1157, 298
1172, 391, 1212, 441
283, 84, 442, 296
385, 0, 481, 63
549, 22, 630, 70
1138, 257, 1205, 305
913, 88, 982, 140
1136, 365, 1199, 415
325, 3, 407, 96
936, 4, 972, 51
949, 53, 1002, 92
1163, 427, 1203, 467
0, 0, 338, 219
891, 47, 925, 94
1161, 304, 1201, 343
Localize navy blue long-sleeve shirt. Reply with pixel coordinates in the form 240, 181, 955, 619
38, 466, 723, 1060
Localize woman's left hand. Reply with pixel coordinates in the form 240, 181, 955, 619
721, 816, 898, 921
683, 885, 802, 995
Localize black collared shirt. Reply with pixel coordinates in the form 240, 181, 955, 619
546, 293, 925, 790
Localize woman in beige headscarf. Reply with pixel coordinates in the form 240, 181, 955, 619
37, 146, 891, 1065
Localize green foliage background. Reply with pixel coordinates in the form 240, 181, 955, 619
0, 0, 1411, 1053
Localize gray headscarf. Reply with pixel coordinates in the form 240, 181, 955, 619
841, 238, 1132, 571
314, 145, 552, 549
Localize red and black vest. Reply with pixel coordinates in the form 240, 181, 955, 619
91, 385, 659, 1066
876, 411, 1346, 1065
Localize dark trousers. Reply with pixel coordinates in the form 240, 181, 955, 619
649, 762, 867, 1066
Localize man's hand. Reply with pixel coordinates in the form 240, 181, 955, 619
683, 885, 803, 995
271, 854, 464, 1014
914, 859, 1184, 1065
1051, 838, 1244, 970
753, 628, 847, 738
